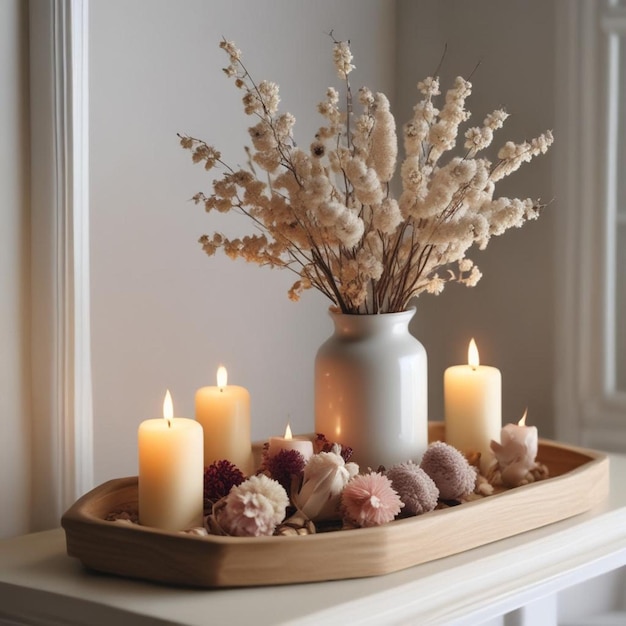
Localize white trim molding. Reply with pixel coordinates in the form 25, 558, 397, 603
554, 0, 626, 451
29, 0, 92, 530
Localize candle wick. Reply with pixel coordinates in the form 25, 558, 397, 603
168, 419, 172, 429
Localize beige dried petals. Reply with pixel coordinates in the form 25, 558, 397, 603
333, 40, 355, 78
366, 93, 397, 183
183, 38, 553, 314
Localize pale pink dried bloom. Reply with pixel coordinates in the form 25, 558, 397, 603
217, 474, 289, 537
342, 472, 404, 527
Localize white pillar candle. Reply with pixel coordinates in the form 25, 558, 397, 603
444, 339, 502, 472
195, 366, 252, 473
268, 424, 314, 462
491, 409, 539, 487
138, 390, 204, 530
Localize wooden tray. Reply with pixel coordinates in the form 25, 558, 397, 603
61, 423, 609, 588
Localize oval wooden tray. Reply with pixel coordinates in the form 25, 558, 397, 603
61, 423, 609, 588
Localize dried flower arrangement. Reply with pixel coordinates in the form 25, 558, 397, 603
180, 37, 553, 314
203, 438, 497, 536
107, 434, 548, 536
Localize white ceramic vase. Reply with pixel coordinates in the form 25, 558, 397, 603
314, 308, 428, 470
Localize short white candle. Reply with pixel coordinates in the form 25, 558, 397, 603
444, 338, 502, 472
268, 423, 314, 462
491, 409, 539, 487
138, 390, 204, 530
195, 366, 252, 473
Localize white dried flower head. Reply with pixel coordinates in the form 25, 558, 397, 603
345, 157, 384, 205
242, 91, 262, 116
425, 274, 446, 295
293, 445, 359, 521
358, 86, 375, 107
327, 86, 339, 104
417, 76, 440, 97
249, 121, 276, 152
353, 114, 375, 153
274, 113, 296, 139
484, 109, 509, 130
365, 230, 383, 257
458, 258, 474, 273
253, 151, 281, 172
217, 474, 289, 537
219, 39, 241, 63
333, 40, 355, 78
356, 247, 383, 281
464, 126, 493, 153
258, 80, 280, 115
336, 209, 365, 248
372, 197, 402, 234
367, 93, 397, 183
463, 264, 482, 287
316, 200, 344, 227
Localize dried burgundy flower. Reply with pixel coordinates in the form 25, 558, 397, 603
315, 433, 354, 462
264, 448, 306, 493
204, 460, 245, 507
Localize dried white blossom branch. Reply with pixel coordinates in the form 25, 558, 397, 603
181, 37, 553, 314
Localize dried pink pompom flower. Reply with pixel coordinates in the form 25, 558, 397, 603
341, 472, 404, 528
420, 442, 477, 500
216, 474, 289, 537
386, 461, 439, 515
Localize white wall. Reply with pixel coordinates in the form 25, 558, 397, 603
89, 0, 396, 483
397, 0, 556, 436
0, 0, 32, 539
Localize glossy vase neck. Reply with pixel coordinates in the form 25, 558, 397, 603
329, 308, 416, 339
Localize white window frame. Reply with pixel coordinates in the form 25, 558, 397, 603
555, 0, 626, 451
29, 0, 93, 527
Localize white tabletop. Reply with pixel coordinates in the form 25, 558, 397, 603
1, 454, 626, 626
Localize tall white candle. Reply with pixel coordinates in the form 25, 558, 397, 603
195, 366, 251, 473
444, 339, 501, 472
138, 390, 204, 530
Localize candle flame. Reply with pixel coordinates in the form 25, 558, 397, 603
217, 365, 228, 389
163, 389, 173, 427
518, 408, 528, 427
468, 338, 480, 369
284, 423, 293, 440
